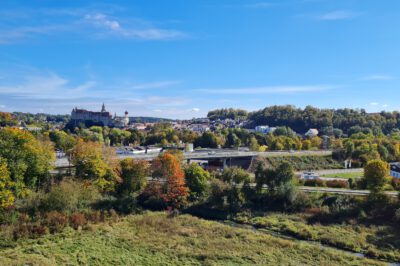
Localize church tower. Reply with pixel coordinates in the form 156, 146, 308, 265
101, 103, 106, 112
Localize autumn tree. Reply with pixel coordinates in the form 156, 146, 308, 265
0, 158, 15, 209
71, 139, 118, 192
152, 152, 188, 209
364, 159, 390, 193
0, 128, 55, 194
117, 158, 150, 196
0, 112, 17, 127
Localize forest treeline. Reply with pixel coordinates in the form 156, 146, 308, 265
208, 105, 400, 135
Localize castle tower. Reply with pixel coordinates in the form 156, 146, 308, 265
124, 111, 129, 126
101, 103, 106, 112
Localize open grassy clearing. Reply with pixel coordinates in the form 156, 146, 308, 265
0, 212, 386, 266
321, 172, 364, 179
233, 212, 400, 262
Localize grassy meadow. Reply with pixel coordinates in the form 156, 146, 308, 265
0, 212, 386, 266
233, 212, 400, 262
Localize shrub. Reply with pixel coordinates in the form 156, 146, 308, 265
69, 213, 87, 229
86, 210, 102, 223
290, 192, 314, 211
40, 180, 101, 213
325, 180, 349, 189
44, 211, 68, 233
13, 223, 48, 239
207, 178, 229, 209
137, 183, 166, 211
391, 178, 400, 191
304, 179, 326, 187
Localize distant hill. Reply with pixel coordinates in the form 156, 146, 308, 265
129, 117, 174, 123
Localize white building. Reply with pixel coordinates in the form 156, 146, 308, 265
188, 124, 210, 133
305, 128, 319, 137
390, 163, 400, 178
255, 125, 276, 134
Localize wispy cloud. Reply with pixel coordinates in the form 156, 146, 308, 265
361, 74, 394, 81
195, 85, 334, 95
369, 102, 379, 106
83, 12, 186, 40
0, 67, 193, 118
317, 10, 359, 21
0, 25, 72, 44
85, 13, 121, 30
0, 8, 186, 44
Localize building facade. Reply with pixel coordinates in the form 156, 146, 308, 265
70, 104, 129, 128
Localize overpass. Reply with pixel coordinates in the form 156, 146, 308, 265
54, 150, 333, 169
119, 149, 332, 161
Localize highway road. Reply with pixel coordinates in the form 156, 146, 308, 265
55, 150, 333, 167
298, 186, 398, 197
119, 149, 333, 161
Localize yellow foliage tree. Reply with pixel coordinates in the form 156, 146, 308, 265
71, 139, 118, 192
0, 158, 15, 209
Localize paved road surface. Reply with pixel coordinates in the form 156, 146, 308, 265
299, 186, 398, 197
55, 150, 333, 167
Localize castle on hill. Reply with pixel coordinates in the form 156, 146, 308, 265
70, 103, 129, 128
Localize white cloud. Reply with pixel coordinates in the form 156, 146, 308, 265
361, 74, 394, 81
317, 10, 358, 21
85, 13, 121, 30
196, 85, 334, 95
369, 102, 379, 106
192, 108, 200, 112
83, 12, 186, 40
382, 104, 389, 108
0, 9, 186, 44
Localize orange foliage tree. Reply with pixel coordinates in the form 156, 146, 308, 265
152, 152, 188, 209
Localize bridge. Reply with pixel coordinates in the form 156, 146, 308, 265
119, 149, 332, 161
55, 150, 332, 169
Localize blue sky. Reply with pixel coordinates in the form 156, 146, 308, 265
0, 0, 399, 118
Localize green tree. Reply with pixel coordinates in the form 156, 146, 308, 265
49, 130, 76, 154
364, 159, 389, 193
377, 144, 389, 161
249, 136, 260, 151
184, 163, 210, 201
226, 131, 241, 148
117, 158, 150, 197
255, 161, 298, 205
194, 132, 219, 148
220, 167, 252, 212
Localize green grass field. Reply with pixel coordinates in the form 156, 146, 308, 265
234, 212, 399, 262
0, 212, 385, 266
321, 172, 363, 179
